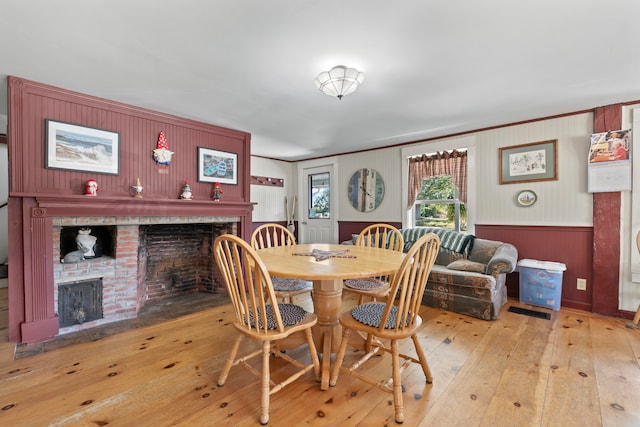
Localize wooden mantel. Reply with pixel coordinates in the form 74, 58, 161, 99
32, 195, 254, 219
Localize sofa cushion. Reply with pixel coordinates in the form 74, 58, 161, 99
447, 259, 486, 273
468, 238, 501, 264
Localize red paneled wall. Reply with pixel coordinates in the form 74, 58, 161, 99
6, 76, 253, 343
475, 224, 593, 312
338, 221, 402, 243
8, 77, 251, 201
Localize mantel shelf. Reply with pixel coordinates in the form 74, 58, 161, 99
23, 195, 254, 218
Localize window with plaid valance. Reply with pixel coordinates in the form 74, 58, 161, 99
407, 149, 467, 209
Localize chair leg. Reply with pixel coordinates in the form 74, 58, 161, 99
304, 328, 321, 382
260, 340, 271, 425
365, 333, 374, 353
411, 334, 433, 383
329, 328, 353, 387
633, 304, 640, 325
391, 339, 404, 424
217, 335, 243, 386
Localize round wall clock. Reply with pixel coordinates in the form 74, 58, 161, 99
347, 168, 385, 212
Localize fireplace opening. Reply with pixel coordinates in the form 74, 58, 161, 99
58, 279, 103, 327
60, 226, 116, 261
138, 223, 230, 306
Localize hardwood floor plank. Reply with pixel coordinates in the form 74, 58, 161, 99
420, 304, 530, 426
538, 309, 601, 427
590, 315, 640, 427
0, 290, 639, 426
480, 308, 557, 426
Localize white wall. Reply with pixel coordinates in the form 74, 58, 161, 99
621, 104, 640, 312
250, 156, 296, 223
251, 111, 640, 312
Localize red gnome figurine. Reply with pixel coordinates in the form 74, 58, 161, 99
212, 182, 223, 201
85, 179, 98, 196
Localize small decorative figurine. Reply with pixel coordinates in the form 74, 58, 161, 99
212, 182, 223, 201
153, 131, 174, 174
85, 179, 98, 196
76, 228, 97, 258
132, 177, 143, 198
180, 180, 193, 200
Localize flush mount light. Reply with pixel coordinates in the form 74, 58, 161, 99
314, 65, 365, 100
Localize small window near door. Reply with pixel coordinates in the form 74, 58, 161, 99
309, 172, 330, 219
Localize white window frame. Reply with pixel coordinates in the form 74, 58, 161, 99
401, 135, 476, 234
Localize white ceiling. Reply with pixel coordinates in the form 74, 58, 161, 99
1, 0, 639, 161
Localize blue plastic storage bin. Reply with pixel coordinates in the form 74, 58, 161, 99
517, 259, 566, 310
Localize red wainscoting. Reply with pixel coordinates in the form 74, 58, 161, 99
338, 221, 402, 244
475, 224, 594, 312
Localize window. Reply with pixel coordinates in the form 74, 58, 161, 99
309, 172, 330, 218
407, 149, 467, 231
414, 176, 466, 231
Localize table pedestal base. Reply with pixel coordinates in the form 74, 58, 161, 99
312, 279, 342, 390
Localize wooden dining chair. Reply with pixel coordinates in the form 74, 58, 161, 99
343, 223, 405, 305
214, 234, 320, 425
251, 223, 313, 304
329, 232, 440, 424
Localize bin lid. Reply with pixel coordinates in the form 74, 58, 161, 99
517, 258, 566, 271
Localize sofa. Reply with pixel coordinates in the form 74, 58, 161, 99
399, 227, 518, 320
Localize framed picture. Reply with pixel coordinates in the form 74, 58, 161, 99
516, 189, 537, 207
46, 120, 120, 175
198, 147, 238, 184
499, 139, 557, 184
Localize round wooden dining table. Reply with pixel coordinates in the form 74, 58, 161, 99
257, 243, 405, 390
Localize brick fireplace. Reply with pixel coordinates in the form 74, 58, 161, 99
52, 215, 237, 335
9, 196, 253, 343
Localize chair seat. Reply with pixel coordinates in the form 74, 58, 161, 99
248, 303, 309, 330
351, 303, 408, 329
344, 277, 387, 291
271, 276, 312, 292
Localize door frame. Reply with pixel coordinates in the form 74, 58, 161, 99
296, 157, 338, 243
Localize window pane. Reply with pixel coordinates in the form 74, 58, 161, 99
415, 176, 466, 231
309, 172, 330, 219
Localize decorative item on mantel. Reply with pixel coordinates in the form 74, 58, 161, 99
212, 182, 223, 202
179, 180, 194, 200
84, 179, 98, 196
132, 177, 143, 198
153, 130, 174, 174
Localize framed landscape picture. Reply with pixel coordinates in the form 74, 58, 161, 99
198, 147, 238, 184
499, 139, 557, 184
45, 120, 120, 175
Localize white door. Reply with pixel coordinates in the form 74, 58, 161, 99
299, 165, 335, 243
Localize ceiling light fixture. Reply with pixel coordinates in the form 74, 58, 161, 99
314, 65, 365, 100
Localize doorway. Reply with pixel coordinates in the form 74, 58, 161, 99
298, 163, 337, 243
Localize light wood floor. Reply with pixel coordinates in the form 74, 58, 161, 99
0, 288, 639, 426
